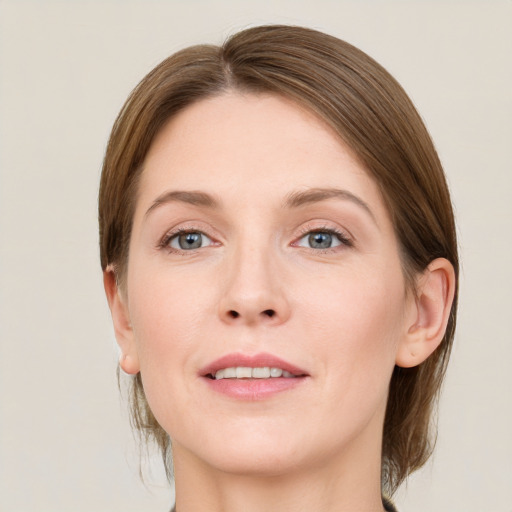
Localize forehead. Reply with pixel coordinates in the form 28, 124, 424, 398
136, 92, 387, 220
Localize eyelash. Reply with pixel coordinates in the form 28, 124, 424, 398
158, 228, 215, 254
295, 225, 354, 252
158, 225, 353, 254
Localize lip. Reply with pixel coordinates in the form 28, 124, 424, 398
199, 352, 309, 401
199, 352, 308, 378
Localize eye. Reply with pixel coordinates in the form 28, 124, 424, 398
296, 229, 350, 250
168, 231, 213, 251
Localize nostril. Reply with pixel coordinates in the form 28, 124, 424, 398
225, 309, 277, 320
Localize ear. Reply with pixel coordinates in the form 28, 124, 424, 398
396, 258, 456, 368
103, 268, 140, 375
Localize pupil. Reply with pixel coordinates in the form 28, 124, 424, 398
179, 232, 202, 249
309, 232, 332, 249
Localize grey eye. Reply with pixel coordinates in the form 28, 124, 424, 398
297, 231, 343, 249
308, 232, 333, 249
170, 232, 212, 250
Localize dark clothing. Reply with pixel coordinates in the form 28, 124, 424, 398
170, 497, 398, 511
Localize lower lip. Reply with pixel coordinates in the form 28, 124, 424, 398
203, 376, 306, 400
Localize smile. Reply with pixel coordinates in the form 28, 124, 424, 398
211, 367, 297, 380
200, 352, 308, 400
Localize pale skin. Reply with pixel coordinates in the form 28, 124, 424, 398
104, 92, 455, 512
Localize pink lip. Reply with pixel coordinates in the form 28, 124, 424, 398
200, 352, 309, 401
199, 352, 308, 377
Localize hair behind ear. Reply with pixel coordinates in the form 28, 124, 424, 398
382, 256, 457, 492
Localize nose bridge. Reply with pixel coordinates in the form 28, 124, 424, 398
219, 231, 290, 325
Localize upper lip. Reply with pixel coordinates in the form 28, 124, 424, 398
200, 352, 308, 377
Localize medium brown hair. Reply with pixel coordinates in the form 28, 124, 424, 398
99, 24, 458, 494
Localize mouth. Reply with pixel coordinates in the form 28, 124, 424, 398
200, 352, 308, 379
206, 366, 303, 380
200, 352, 309, 400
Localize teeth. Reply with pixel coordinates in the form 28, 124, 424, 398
270, 367, 283, 377
252, 367, 270, 378
236, 367, 252, 379
223, 367, 237, 378
213, 367, 295, 380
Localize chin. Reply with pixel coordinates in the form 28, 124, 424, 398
197, 446, 307, 478
172, 422, 313, 477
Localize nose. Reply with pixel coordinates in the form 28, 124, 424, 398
218, 243, 291, 326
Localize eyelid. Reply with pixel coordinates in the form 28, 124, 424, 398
156, 220, 353, 254
169, 231, 213, 250
158, 224, 220, 253
291, 222, 354, 250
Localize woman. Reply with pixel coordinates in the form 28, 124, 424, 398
99, 25, 457, 512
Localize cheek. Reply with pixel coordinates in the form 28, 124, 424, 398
126, 266, 215, 433
284, 268, 405, 452
127, 262, 213, 374
303, 264, 405, 342
299, 265, 405, 390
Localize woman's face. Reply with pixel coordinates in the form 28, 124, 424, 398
121, 92, 416, 476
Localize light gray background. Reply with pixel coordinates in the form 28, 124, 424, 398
0, 1, 510, 511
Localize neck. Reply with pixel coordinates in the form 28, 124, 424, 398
172, 419, 386, 512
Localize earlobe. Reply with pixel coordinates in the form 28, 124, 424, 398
103, 268, 140, 375
396, 258, 456, 368
119, 353, 140, 375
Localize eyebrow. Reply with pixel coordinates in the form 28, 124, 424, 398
145, 187, 376, 225
284, 187, 377, 224
145, 190, 219, 217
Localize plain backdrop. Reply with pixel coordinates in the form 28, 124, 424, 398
0, 1, 511, 511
